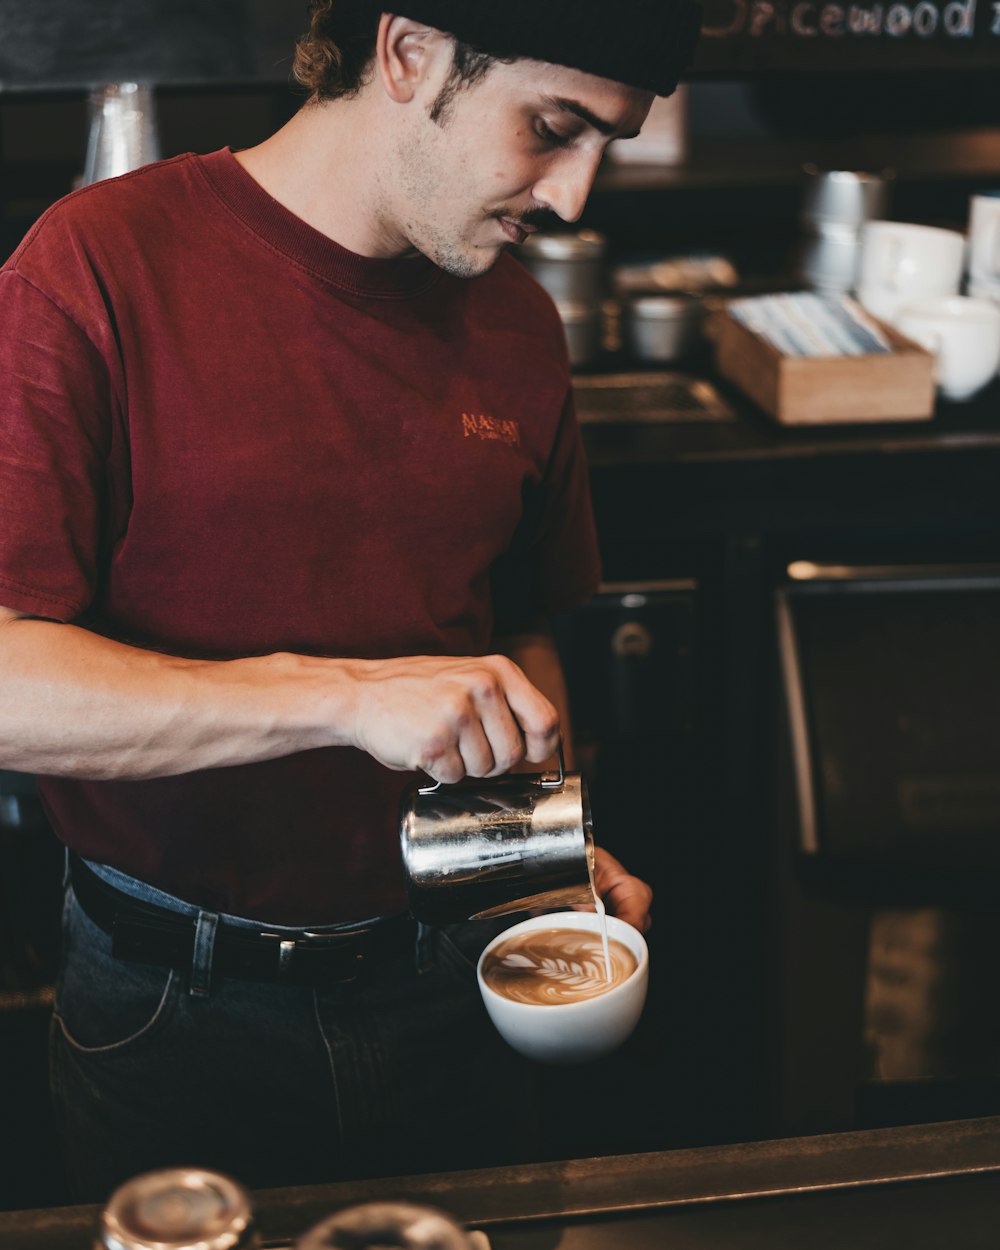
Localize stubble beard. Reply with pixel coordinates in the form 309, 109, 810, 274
410, 219, 503, 279
404, 206, 554, 280
393, 108, 510, 279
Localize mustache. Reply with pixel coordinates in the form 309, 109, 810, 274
498, 207, 561, 231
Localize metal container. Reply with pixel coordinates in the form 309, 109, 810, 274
798, 166, 892, 293
296, 1202, 477, 1250
399, 745, 595, 926
624, 292, 704, 362
97, 1169, 257, 1250
799, 222, 867, 294
83, 83, 161, 186
518, 230, 607, 306
801, 166, 892, 230
556, 300, 603, 368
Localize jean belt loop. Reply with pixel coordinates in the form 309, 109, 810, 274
190, 910, 219, 997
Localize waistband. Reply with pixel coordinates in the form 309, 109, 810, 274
68, 853, 418, 989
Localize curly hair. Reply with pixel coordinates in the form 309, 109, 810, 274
292, 1, 501, 113
292, 1, 378, 100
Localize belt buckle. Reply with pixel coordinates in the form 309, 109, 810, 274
260, 928, 366, 984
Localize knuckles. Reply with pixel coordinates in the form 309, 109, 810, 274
493, 743, 524, 774
357, 651, 558, 782
466, 675, 502, 705
417, 745, 464, 784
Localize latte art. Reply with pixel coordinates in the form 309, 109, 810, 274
481, 928, 638, 1005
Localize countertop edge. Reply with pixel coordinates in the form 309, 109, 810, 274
5, 1116, 1000, 1248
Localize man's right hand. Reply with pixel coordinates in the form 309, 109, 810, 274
346, 653, 560, 784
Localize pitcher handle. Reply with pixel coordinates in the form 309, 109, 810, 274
540, 740, 566, 789
417, 739, 566, 796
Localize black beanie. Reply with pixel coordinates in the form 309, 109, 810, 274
377, 2, 702, 97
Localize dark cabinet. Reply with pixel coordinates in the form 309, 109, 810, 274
575, 397, 1000, 1145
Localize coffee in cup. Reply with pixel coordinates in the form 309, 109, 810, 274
477, 911, 648, 1064
481, 927, 638, 1005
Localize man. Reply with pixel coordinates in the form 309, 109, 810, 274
0, 0, 700, 1200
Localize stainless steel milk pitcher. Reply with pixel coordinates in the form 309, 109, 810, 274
399, 744, 595, 925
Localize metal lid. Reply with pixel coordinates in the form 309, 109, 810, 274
519, 229, 606, 261
627, 293, 703, 320
555, 299, 602, 325
296, 1202, 473, 1250
99, 1169, 254, 1250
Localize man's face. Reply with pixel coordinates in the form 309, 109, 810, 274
384, 56, 653, 278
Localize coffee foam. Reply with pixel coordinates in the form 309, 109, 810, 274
481, 927, 637, 1006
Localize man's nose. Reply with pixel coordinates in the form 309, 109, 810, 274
532, 152, 603, 224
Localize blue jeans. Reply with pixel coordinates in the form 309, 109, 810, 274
50, 869, 540, 1203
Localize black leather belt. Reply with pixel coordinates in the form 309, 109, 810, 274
68, 853, 418, 987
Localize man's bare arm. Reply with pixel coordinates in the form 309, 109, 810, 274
0, 605, 559, 783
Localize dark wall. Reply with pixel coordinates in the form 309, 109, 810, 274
3, 0, 1000, 89
0, 0, 305, 89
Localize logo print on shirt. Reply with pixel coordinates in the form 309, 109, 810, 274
461, 412, 520, 447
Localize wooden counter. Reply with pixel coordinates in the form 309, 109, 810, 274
576, 369, 1000, 545
4, 1116, 1000, 1249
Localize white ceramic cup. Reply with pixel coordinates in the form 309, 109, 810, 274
895, 296, 1000, 402
968, 278, 1000, 303
967, 279, 1000, 376
476, 911, 649, 1064
855, 221, 965, 323
968, 192, 1000, 287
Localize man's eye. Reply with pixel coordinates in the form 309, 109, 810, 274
535, 120, 572, 148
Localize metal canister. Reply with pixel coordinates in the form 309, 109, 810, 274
555, 299, 603, 368
624, 292, 705, 362
96, 1168, 257, 1250
399, 745, 595, 925
82, 83, 162, 187
518, 229, 607, 306
296, 1201, 478, 1250
798, 166, 893, 294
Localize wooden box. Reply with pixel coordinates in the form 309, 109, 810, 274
711, 305, 936, 425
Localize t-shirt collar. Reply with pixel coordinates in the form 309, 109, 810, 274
197, 147, 442, 299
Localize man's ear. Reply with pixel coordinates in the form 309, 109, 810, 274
375, 13, 444, 104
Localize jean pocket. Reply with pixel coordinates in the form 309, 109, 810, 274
54, 889, 182, 1054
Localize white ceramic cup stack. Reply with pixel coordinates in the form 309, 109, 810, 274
967, 191, 1000, 303
855, 220, 966, 324
799, 167, 891, 294
966, 193, 1000, 381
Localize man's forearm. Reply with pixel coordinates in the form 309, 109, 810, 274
0, 611, 359, 779
0, 609, 561, 783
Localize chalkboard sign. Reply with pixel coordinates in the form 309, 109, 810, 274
1, 0, 999, 90
693, 0, 1000, 73
0, 0, 305, 90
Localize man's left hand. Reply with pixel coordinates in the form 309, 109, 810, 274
593, 846, 653, 934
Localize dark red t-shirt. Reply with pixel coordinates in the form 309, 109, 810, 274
0, 149, 600, 923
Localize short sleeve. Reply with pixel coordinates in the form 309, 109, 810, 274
0, 269, 112, 619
